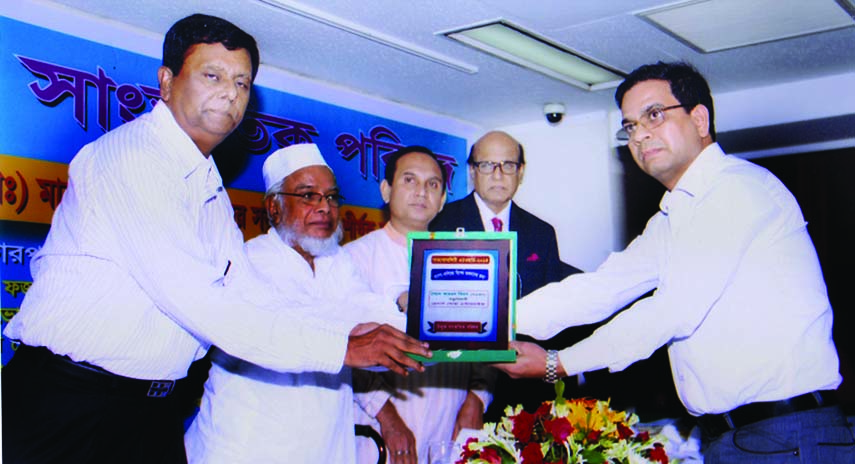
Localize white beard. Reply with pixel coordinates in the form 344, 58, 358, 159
277, 222, 343, 257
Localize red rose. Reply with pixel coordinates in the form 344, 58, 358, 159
637, 431, 650, 442
459, 437, 479, 460
617, 423, 634, 440
648, 443, 669, 464
521, 442, 544, 464
479, 447, 502, 464
543, 417, 574, 444
511, 410, 536, 443
535, 402, 551, 418
585, 430, 602, 442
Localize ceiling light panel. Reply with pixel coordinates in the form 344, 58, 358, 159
443, 20, 625, 91
640, 0, 855, 53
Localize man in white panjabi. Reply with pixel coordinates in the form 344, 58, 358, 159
185, 143, 409, 463
347, 146, 494, 464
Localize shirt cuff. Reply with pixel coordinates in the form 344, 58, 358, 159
358, 389, 393, 418
270, 312, 351, 374
471, 389, 492, 413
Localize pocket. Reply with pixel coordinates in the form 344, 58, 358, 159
731, 426, 799, 456
813, 422, 855, 461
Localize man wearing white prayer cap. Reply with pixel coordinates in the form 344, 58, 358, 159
185, 143, 411, 463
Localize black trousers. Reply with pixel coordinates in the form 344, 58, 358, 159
2, 345, 188, 464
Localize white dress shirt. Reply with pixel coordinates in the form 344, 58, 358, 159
346, 224, 493, 463
517, 143, 841, 416
185, 228, 404, 463
4, 102, 352, 380
474, 192, 510, 232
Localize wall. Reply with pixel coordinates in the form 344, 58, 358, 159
497, 112, 621, 272
716, 72, 855, 159
716, 72, 855, 133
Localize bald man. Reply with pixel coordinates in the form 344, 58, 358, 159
430, 131, 573, 296
429, 131, 581, 421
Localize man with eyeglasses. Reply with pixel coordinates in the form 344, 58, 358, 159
494, 61, 850, 463
430, 131, 580, 422
430, 131, 571, 301
186, 143, 410, 463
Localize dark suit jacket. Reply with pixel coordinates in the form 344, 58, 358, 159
429, 193, 576, 297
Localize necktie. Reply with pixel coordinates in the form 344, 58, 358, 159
491, 217, 503, 232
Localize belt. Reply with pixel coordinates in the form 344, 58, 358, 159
697, 390, 838, 438
13, 344, 184, 398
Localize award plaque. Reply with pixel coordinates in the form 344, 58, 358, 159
406, 230, 517, 363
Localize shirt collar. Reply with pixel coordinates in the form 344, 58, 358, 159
382, 222, 408, 247
474, 192, 511, 231
150, 102, 210, 180
660, 143, 725, 214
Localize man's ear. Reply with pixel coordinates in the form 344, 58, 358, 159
438, 191, 447, 213
157, 66, 174, 102
690, 104, 711, 139
264, 195, 280, 226
380, 179, 392, 203
517, 163, 525, 185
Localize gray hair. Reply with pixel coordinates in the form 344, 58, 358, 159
265, 178, 286, 225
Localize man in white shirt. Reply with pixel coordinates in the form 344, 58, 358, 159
186, 143, 409, 463
495, 61, 852, 463
2, 14, 428, 464
347, 146, 493, 464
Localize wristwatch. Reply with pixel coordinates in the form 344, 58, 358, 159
544, 350, 559, 384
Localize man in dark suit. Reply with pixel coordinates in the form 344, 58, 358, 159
429, 130, 582, 420
430, 131, 570, 297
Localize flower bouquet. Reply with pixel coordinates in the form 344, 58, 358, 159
456, 380, 671, 464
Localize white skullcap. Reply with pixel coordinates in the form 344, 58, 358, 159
262, 143, 329, 192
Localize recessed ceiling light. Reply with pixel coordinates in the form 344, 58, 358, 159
640, 0, 855, 53
442, 20, 625, 91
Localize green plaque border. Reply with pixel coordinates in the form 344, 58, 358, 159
406, 229, 517, 363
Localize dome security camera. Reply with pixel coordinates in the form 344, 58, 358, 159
544, 103, 565, 124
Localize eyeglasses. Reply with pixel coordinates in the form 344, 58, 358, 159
275, 191, 344, 207
616, 104, 688, 143
471, 161, 522, 175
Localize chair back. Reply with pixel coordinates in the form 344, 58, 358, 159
355, 424, 387, 464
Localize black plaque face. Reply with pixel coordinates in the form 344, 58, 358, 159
406, 232, 516, 353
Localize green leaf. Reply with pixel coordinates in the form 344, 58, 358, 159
580, 448, 607, 464
554, 378, 565, 402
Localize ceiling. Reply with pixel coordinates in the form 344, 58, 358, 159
43, 0, 855, 129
